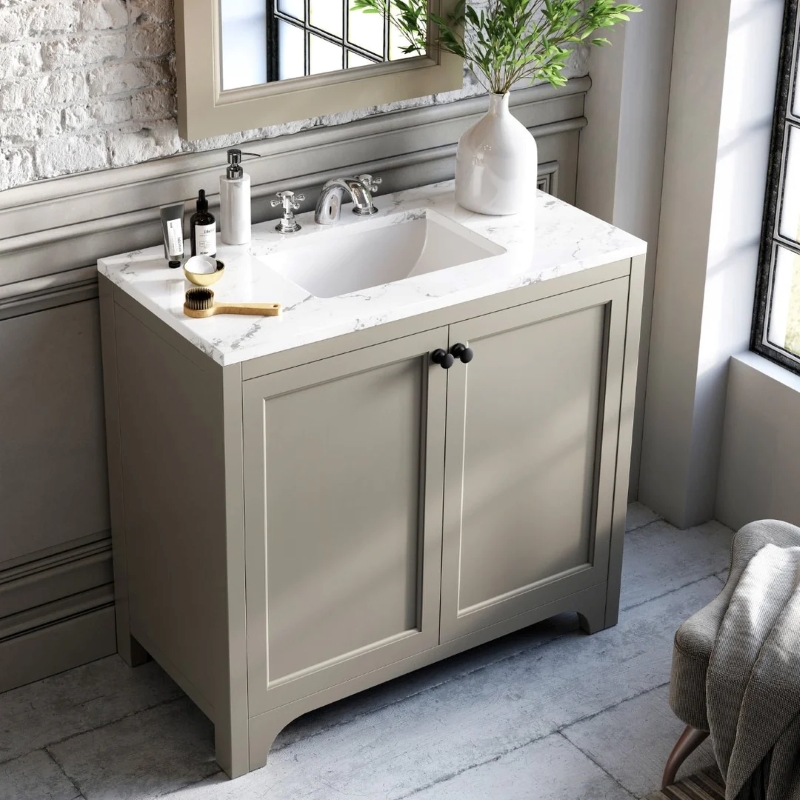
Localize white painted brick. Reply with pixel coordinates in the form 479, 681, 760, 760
108, 120, 180, 166
63, 102, 135, 131
0, 146, 34, 190
0, 7, 26, 43
0, 107, 61, 142
41, 32, 127, 70
41, 71, 90, 105
130, 85, 174, 119
0, 76, 35, 110
88, 59, 170, 96
35, 132, 108, 176
130, 0, 171, 24
80, 0, 128, 31
130, 22, 173, 58
0, 41, 41, 80
0, 73, 88, 112
28, 1, 81, 36
62, 104, 93, 130
91, 96, 132, 124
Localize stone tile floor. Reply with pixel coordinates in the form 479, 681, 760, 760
0, 504, 733, 800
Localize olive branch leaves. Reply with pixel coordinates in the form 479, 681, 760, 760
350, 0, 640, 95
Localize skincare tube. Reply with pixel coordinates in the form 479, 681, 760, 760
160, 203, 186, 268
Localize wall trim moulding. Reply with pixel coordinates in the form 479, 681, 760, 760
0, 536, 115, 693
0, 79, 588, 303
0, 536, 113, 620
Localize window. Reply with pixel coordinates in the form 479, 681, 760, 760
753, 0, 800, 370
220, 0, 425, 90
274, 0, 390, 80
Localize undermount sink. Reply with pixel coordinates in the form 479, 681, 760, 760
264, 209, 506, 298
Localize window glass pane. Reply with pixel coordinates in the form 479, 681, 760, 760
278, 21, 305, 80
349, 6, 385, 56
278, 0, 305, 21
768, 245, 800, 356
389, 2, 426, 60
310, 0, 344, 37
309, 34, 343, 75
779, 125, 800, 242
347, 51, 376, 69
220, 0, 267, 90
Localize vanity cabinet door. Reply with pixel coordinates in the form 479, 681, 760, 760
243, 329, 448, 714
439, 279, 629, 643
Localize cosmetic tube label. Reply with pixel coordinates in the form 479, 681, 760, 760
166, 218, 184, 258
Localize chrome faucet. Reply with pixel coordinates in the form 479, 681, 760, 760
315, 174, 382, 225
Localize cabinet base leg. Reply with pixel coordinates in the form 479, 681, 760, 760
118, 633, 150, 668
247, 706, 303, 775
577, 606, 606, 635
215, 720, 252, 779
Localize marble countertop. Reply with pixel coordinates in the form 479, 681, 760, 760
98, 181, 646, 366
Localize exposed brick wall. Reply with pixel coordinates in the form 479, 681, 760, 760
0, 0, 178, 189
0, 1, 588, 191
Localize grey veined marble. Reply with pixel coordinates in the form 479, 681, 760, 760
97, 181, 646, 366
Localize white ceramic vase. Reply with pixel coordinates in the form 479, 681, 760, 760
455, 93, 538, 216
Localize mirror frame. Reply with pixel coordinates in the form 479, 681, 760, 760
175, 0, 464, 141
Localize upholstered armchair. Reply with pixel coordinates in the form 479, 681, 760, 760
662, 519, 800, 788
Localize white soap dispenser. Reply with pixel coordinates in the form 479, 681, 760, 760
220, 149, 255, 245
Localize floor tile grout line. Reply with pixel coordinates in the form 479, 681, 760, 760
555, 731, 638, 800
395, 729, 556, 799
157, 768, 224, 798
0, 695, 186, 769
559, 681, 671, 733
396, 719, 645, 800
625, 517, 664, 534
44, 745, 86, 800
621, 572, 725, 613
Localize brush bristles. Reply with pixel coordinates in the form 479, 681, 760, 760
185, 287, 214, 310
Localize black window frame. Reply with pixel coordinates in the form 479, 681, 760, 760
267, 1, 399, 83
752, 0, 800, 371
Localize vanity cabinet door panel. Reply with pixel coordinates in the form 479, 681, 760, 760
243, 329, 447, 713
440, 279, 629, 643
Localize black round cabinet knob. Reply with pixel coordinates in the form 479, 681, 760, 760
431, 349, 455, 369
451, 343, 474, 364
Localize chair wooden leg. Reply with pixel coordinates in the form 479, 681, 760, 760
662, 725, 709, 788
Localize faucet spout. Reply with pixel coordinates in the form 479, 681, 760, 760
314, 175, 381, 225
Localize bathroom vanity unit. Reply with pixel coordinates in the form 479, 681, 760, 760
97, 182, 646, 778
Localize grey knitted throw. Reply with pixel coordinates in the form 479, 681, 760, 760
707, 544, 800, 800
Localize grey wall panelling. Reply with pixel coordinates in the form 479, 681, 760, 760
0, 81, 587, 693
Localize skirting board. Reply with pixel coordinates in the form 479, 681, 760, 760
0, 537, 113, 619
0, 538, 115, 692
0, 599, 116, 694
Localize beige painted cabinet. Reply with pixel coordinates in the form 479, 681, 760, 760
100, 256, 643, 779
440, 279, 628, 642
242, 329, 448, 713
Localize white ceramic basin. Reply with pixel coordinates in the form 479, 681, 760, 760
265, 209, 506, 298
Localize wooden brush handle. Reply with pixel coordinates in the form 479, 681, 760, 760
215, 303, 282, 317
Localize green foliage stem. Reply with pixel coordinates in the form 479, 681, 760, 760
351, 0, 641, 94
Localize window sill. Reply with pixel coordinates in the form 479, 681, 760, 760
733, 350, 800, 394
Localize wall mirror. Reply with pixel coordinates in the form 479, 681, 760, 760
176, 0, 463, 140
